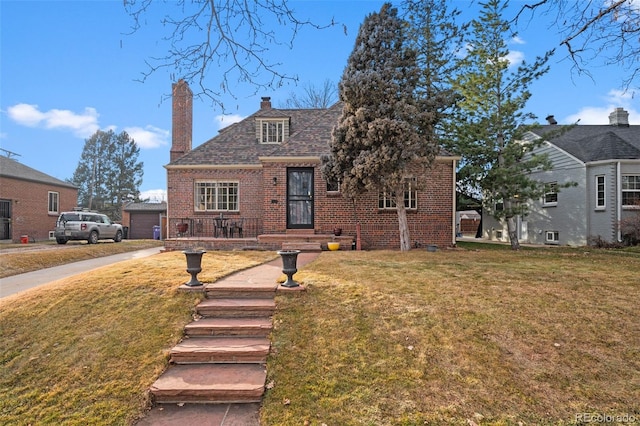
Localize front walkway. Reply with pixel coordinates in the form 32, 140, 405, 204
136, 252, 320, 426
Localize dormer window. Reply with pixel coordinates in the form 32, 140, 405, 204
257, 118, 289, 144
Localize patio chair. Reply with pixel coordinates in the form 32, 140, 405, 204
229, 218, 244, 238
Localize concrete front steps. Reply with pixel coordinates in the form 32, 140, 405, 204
149, 276, 278, 405
258, 232, 354, 251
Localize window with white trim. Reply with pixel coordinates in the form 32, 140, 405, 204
378, 179, 417, 210
595, 175, 606, 209
195, 181, 239, 212
260, 120, 285, 144
545, 230, 559, 244
622, 175, 640, 207
543, 182, 558, 206
326, 177, 340, 193
48, 191, 59, 214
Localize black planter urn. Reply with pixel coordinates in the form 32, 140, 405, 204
277, 249, 301, 288
183, 250, 206, 287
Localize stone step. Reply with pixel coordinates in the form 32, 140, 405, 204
171, 336, 270, 364
196, 298, 276, 318
205, 283, 277, 299
184, 317, 273, 337
281, 241, 322, 252
150, 364, 266, 404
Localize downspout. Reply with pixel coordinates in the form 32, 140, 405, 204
617, 161, 622, 242
452, 158, 457, 246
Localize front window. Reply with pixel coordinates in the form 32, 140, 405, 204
261, 120, 284, 143
195, 181, 239, 211
595, 175, 606, 209
543, 182, 558, 206
378, 179, 417, 210
326, 177, 340, 192
48, 192, 59, 214
622, 175, 640, 207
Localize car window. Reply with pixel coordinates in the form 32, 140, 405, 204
59, 213, 80, 223
102, 216, 112, 225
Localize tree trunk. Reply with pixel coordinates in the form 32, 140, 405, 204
396, 193, 411, 251
506, 214, 520, 250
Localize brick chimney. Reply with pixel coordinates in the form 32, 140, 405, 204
170, 79, 193, 162
609, 107, 629, 127
260, 97, 272, 110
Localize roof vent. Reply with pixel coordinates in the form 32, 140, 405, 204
609, 107, 629, 127
260, 97, 272, 110
545, 115, 557, 125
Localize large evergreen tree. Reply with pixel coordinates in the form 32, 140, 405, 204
71, 130, 143, 220
444, 0, 554, 250
326, 3, 440, 251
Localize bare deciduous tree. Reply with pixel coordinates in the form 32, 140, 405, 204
515, 0, 640, 90
124, 0, 336, 108
280, 79, 338, 109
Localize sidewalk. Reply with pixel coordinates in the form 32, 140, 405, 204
136, 251, 320, 426
0, 247, 163, 299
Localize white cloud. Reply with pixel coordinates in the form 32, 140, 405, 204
7, 103, 99, 137
214, 114, 244, 130
563, 89, 639, 124
506, 50, 525, 68
510, 35, 526, 45
140, 189, 167, 202
123, 125, 170, 149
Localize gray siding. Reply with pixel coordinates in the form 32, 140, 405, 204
586, 164, 618, 242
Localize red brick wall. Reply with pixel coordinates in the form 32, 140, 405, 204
170, 80, 193, 162
0, 176, 77, 242
167, 167, 265, 236
167, 158, 455, 249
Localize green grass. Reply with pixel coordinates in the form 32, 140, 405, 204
262, 247, 640, 425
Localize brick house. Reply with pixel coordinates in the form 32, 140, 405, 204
0, 155, 78, 242
165, 80, 459, 250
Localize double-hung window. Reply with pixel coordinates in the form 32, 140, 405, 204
595, 175, 606, 209
260, 120, 285, 143
378, 179, 417, 210
543, 182, 558, 206
48, 191, 59, 214
195, 181, 239, 212
622, 175, 640, 207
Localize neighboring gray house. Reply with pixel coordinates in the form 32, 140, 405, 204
484, 107, 640, 246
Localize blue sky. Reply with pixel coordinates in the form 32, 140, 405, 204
1, 0, 638, 202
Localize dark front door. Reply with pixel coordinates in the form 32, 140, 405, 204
0, 199, 11, 240
287, 168, 314, 229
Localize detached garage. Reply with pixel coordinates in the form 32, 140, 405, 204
122, 202, 166, 240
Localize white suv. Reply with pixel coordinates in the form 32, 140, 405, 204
54, 211, 124, 244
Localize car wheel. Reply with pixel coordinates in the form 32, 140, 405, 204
56, 238, 68, 245
114, 230, 123, 242
88, 231, 99, 244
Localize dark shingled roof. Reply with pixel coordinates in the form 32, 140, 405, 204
168, 102, 453, 165
123, 201, 167, 212
0, 155, 77, 188
530, 125, 640, 162
169, 105, 337, 166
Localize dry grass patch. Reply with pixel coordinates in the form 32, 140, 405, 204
0, 250, 277, 425
263, 248, 640, 425
0, 240, 164, 278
